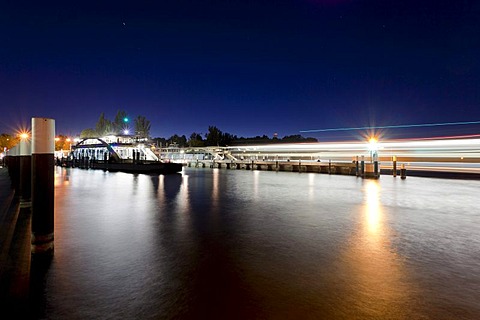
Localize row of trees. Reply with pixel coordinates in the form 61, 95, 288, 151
80, 110, 151, 138
152, 126, 317, 148
0, 133, 20, 152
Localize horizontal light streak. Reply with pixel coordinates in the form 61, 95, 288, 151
300, 120, 480, 133
223, 137, 480, 174
228, 138, 480, 153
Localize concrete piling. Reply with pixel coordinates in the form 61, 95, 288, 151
31, 117, 55, 256
401, 164, 406, 180
355, 156, 359, 177
393, 156, 397, 177
18, 139, 32, 208
360, 156, 365, 178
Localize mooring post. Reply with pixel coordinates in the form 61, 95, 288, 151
328, 160, 331, 174
7, 146, 20, 189
393, 156, 397, 177
31, 117, 55, 256
355, 156, 359, 177
360, 156, 365, 178
19, 138, 32, 208
400, 163, 406, 180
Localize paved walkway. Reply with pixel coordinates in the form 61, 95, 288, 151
0, 166, 31, 316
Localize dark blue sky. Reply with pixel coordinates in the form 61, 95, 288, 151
1, 0, 479, 140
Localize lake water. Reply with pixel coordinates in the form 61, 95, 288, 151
31, 167, 480, 319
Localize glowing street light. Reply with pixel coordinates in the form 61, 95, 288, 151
368, 137, 379, 162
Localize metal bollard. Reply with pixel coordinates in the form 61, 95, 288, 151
18, 139, 32, 207
31, 117, 55, 256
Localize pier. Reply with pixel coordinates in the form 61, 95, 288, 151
163, 135, 480, 180
188, 159, 360, 176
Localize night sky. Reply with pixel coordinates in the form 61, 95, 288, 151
1, 0, 479, 140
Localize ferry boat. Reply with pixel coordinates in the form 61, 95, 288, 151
62, 135, 183, 174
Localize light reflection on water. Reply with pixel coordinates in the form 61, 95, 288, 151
33, 167, 480, 319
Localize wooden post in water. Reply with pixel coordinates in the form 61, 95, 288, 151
355, 156, 359, 177
393, 156, 397, 177
31, 117, 55, 256
6, 145, 20, 190
360, 156, 365, 178
400, 164, 406, 180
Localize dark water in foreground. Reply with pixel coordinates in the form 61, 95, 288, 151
32, 167, 480, 319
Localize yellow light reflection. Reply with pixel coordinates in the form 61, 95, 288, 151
365, 181, 381, 235
54, 167, 70, 186
308, 173, 315, 200
175, 174, 191, 216
212, 168, 219, 203
253, 170, 260, 200
333, 179, 420, 318
157, 174, 164, 201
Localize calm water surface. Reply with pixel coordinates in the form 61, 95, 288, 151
32, 167, 480, 319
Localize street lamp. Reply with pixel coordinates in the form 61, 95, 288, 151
368, 137, 378, 163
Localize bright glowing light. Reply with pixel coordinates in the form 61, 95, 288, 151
368, 137, 378, 152
19, 132, 29, 139
66, 138, 71, 142
124, 129, 129, 135
55, 137, 60, 142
